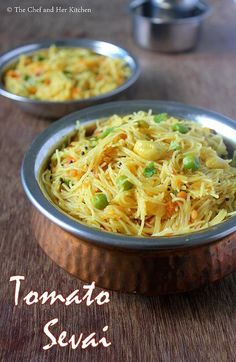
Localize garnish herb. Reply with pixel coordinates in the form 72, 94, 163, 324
172, 123, 189, 134
63, 179, 70, 187
154, 113, 168, 123
143, 162, 157, 178
169, 140, 181, 151
100, 127, 115, 138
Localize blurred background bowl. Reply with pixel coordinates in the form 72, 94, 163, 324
129, 0, 210, 53
0, 39, 140, 119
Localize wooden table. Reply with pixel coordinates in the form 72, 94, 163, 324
0, 0, 235, 360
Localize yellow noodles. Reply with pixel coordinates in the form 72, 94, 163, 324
4, 45, 130, 101
42, 111, 236, 237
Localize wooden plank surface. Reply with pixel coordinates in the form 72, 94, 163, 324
0, 0, 235, 361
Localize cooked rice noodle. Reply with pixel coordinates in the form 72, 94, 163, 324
41, 111, 236, 237
4, 45, 130, 101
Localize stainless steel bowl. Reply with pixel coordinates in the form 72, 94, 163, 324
21, 100, 236, 250
129, 0, 210, 53
0, 39, 140, 119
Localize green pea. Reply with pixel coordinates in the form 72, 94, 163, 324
172, 123, 189, 134
91, 193, 109, 210
154, 113, 168, 123
183, 154, 200, 171
36, 55, 45, 61
117, 176, 133, 191
169, 140, 181, 151
63, 70, 72, 77
143, 162, 157, 178
23, 74, 30, 81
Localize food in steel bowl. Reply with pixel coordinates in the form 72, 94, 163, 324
41, 110, 236, 237
0, 41, 140, 118
4, 45, 131, 101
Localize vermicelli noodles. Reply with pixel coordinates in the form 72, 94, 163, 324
42, 111, 236, 237
4, 45, 131, 101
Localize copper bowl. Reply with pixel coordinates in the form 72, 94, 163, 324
21, 100, 236, 295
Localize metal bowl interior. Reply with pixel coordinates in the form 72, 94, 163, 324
129, 0, 210, 23
0, 39, 140, 118
152, 0, 199, 12
21, 100, 236, 250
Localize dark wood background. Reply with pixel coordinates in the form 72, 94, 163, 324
0, 0, 235, 361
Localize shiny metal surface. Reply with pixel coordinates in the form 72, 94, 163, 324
0, 39, 140, 118
33, 209, 236, 295
21, 100, 236, 250
129, 1, 210, 53
152, 0, 199, 11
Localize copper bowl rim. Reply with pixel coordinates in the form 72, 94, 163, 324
21, 100, 236, 250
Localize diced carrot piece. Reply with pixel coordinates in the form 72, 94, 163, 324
34, 68, 43, 76
96, 75, 103, 81
28, 86, 36, 95
165, 201, 177, 218
7, 70, 20, 78
176, 178, 182, 189
69, 169, 79, 177
72, 87, 80, 97
117, 77, 124, 85
85, 60, 98, 69
44, 78, 51, 85
177, 191, 187, 199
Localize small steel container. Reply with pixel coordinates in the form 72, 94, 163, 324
129, 0, 210, 53
21, 100, 236, 295
0, 39, 140, 119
